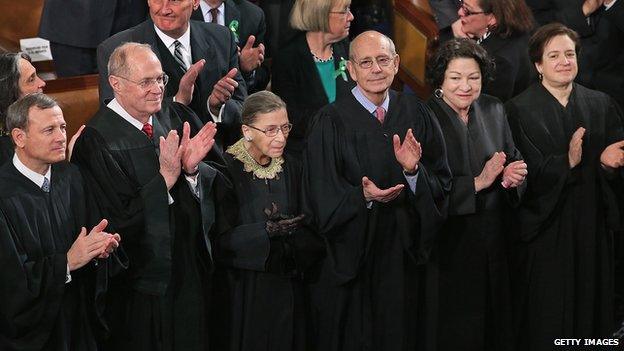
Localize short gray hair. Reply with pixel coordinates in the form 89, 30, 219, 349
242, 91, 287, 125
108, 42, 155, 78
6, 93, 58, 132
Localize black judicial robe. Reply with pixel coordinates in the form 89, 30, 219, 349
505, 83, 624, 350
71, 102, 221, 351
0, 162, 102, 351
213, 150, 324, 351
302, 91, 452, 351
0, 135, 12, 166
427, 95, 523, 351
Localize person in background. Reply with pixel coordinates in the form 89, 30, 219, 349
426, 38, 526, 351
272, 0, 356, 157
192, 0, 269, 93
39, 0, 147, 77
505, 23, 624, 351
439, 0, 535, 101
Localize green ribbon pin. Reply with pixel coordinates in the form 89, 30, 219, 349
334, 57, 348, 82
228, 20, 240, 43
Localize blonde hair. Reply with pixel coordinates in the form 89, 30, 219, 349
290, 0, 349, 32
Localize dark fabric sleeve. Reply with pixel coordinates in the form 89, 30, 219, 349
0, 211, 68, 351
505, 102, 575, 241
221, 29, 248, 126
486, 54, 516, 102
598, 99, 624, 230
404, 105, 452, 263
554, 0, 595, 36
302, 110, 373, 283
96, 42, 114, 103
501, 108, 527, 206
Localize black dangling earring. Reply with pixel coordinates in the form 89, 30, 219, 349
434, 88, 444, 99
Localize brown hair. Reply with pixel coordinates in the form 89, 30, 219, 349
480, 0, 534, 38
528, 23, 581, 64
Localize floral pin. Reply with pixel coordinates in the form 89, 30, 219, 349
333, 57, 348, 82
228, 20, 240, 43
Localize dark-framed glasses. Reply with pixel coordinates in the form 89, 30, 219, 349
352, 55, 395, 69
246, 123, 293, 137
115, 73, 169, 90
459, 0, 489, 16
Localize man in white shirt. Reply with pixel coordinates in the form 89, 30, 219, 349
74, 42, 225, 351
0, 93, 120, 350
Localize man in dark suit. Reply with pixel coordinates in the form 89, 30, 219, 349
192, 0, 269, 92
98, 0, 247, 147
74, 42, 223, 350
39, 0, 147, 77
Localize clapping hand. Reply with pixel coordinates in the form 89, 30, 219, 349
159, 130, 184, 190
67, 219, 121, 270
180, 121, 216, 175
238, 35, 265, 73
175, 59, 206, 105
362, 176, 404, 203
501, 160, 528, 188
568, 127, 585, 169
208, 68, 239, 115
475, 152, 506, 192
393, 128, 422, 174
600, 140, 624, 170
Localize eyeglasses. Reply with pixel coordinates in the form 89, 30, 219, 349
115, 73, 169, 90
459, 0, 489, 16
351, 55, 395, 69
329, 7, 351, 16
246, 123, 293, 137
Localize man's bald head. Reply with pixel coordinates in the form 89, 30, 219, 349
108, 42, 157, 79
349, 31, 397, 62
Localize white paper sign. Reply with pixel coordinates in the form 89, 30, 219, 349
19, 38, 53, 62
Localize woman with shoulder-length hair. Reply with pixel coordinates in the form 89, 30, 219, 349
426, 37, 526, 351
505, 23, 624, 351
0, 52, 46, 164
213, 91, 325, 351
440, 0, 535, 101
272, 0, 356, 157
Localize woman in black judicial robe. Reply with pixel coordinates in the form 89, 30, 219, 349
437, 0, 535, 102
505, 24, 624, 351
426, 38, 527, 351
213, 91, 324, 351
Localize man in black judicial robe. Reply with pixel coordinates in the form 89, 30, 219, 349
71, 43, 222, 350
302, 31, 452, 351
506, 82, 624, 349
0, 93, 121, 350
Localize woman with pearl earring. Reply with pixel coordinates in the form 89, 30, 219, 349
211, 91, 325, 351
426, 38, 527, 351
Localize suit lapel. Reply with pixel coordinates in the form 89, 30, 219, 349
224, 0, 241, 29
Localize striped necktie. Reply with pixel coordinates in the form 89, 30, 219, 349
41, 177, 50, 193
173, 40, 188, 72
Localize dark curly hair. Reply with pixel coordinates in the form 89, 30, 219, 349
479, 0, 534, 38
426, 38, 495, 89
0, 52, 32, 132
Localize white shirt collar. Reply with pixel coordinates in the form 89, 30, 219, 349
153, 23, 192, 55
605, 0, 618, 11
200, 1, 225, 26
107, 98, 153, 130
12, 153, 51, 188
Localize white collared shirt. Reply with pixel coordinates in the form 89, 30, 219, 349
605, 0, 618, 11
154, 24, 192, 69
200, 1, 225, 25
13, 154, 73, 283
12, 153, 51, 189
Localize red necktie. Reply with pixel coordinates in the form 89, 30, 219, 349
375, 106, 386, 124
142, 123, 153, 138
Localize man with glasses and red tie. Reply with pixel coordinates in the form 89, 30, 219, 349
72, 42, 227, 351
302, 31, 452, 351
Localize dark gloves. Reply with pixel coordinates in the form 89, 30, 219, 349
264, 203, 306, 237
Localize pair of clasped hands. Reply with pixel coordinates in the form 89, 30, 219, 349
568, 127, 624, 170
362, 129, 529, 204
174, 35, 264, 115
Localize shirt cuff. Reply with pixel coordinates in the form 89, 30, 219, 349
208, 100, 226, 123
167, 192, 174, 205
65, 263, 72, 284
403, 170, 419, 194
